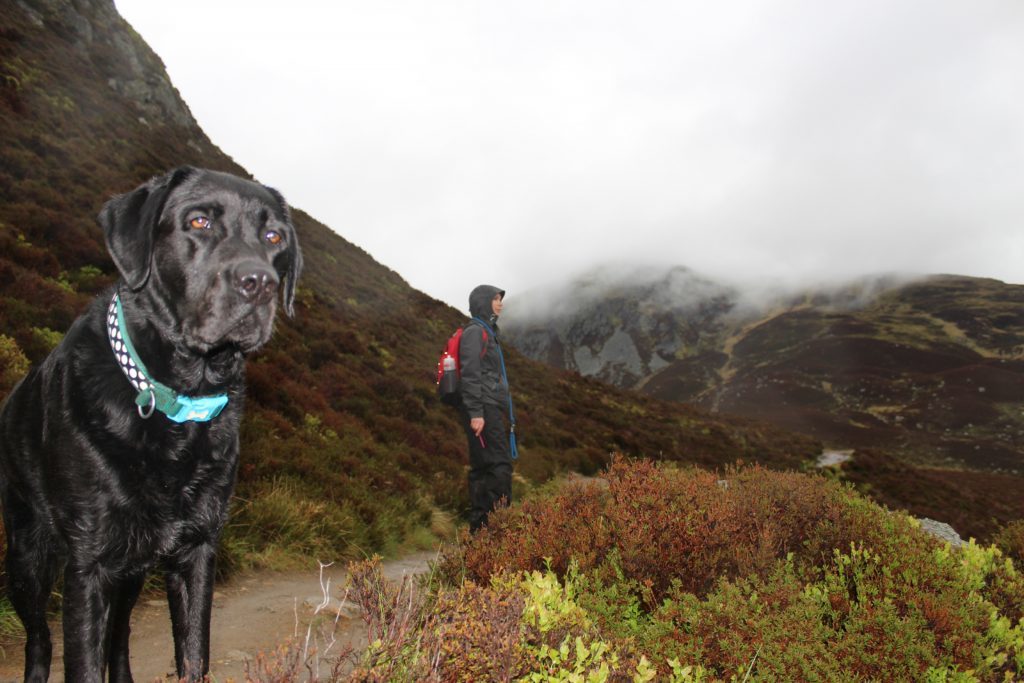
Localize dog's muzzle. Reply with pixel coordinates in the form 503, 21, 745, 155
233, 260, 279, 307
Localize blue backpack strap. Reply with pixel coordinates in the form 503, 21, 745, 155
472, 317, 518, 460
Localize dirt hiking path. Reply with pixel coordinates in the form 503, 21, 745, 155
0, 550, 439, 683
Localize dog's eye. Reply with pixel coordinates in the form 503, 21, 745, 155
264, 230, 283, 245
189, 216, 211, 230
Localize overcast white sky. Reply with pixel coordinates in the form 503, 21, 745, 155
115, 0, 1024, 311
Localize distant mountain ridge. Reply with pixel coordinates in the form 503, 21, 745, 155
509, 266, 737, 387
506, 267, 1024, 474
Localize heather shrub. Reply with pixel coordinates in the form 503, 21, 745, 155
252, 460, 1023, 681
601, 461, 731, 600
985, 555, 1024, 626
486, 547, 1019, 681
434, 458, 1024, 681
352, 552, 1023, 680
567, 553, 648, 642
456, 480, 613, 581
641, 560, 841, 680
435, 581, 528, 678
350, 560, 686, 682
640, 546, 1019, 681
0, 333, 29, 398
995, 520, 1024, 567
345, 557, 438, 680
455, 458, 899, 604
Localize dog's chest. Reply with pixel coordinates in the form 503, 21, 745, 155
75, 425, 239, 570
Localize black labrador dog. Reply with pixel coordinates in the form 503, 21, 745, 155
0, 167, 302, 682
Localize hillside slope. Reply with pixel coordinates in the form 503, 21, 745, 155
645, 275, 1024, 471
0, 0, 822, 564
507, 268, 1024, 538
509, 268, 1024, 471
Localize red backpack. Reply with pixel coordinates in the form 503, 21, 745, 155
436, 324, 488, 406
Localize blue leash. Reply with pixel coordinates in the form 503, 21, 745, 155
472, 317, 518, 459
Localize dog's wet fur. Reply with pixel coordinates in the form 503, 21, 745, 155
0, 167, 302, 682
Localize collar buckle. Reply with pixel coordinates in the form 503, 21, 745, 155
137, 390, 156, 420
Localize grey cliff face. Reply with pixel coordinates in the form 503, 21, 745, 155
16, 0, 201, 131
504, 266, 738, 389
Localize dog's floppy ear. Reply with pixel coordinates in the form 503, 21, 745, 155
99, 167, 195, 290
267, 187, 302, 317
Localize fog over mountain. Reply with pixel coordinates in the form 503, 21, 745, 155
503, 264, 911, 386
503, 264, 1024, 480
505, 263, 919, 327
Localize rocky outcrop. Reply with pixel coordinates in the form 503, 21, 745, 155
14, 0, 201, 131
918, 518, 965, 548
505, 265, 737, 388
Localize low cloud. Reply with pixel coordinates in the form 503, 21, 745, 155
505, 262, 921, 329
117, 0, 1024, 310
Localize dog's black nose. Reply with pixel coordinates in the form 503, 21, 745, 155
234, 262, 279, 304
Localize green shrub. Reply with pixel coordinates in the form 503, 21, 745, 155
995, 520, 1024, 567
30, 326, 63, 354
235, 460, 1024, 681
436, 459, 1024, 681
0, 333, 29, 399
0, 596, 24, 640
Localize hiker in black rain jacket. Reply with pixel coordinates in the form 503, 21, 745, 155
459, 284, 515, 532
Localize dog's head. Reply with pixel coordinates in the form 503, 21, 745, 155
100, 167, 303, 354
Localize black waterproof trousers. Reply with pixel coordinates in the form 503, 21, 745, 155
459, 403, 513, 532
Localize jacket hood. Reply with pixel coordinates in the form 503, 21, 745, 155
469, 284, 505, 323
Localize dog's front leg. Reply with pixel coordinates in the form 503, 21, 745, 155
108, 574, 146, 683
62, 563, 114, 682
165, 542, 217, 682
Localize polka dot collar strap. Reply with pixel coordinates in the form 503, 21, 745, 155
107, 293, 229, 423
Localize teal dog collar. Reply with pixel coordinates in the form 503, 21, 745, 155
107, 293, 229, 423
